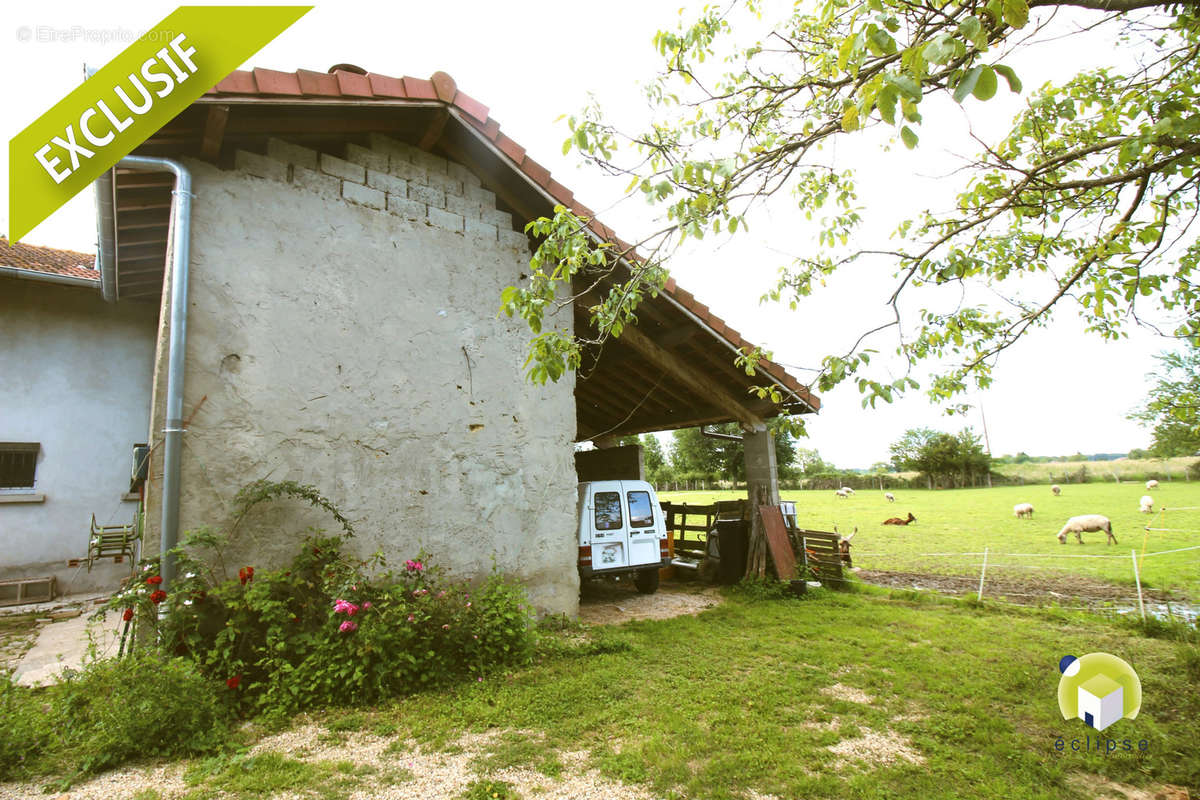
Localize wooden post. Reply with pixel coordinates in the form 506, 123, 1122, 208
1131, 549, 1146, 622
977, 547, 989, 601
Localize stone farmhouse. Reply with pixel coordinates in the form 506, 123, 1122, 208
11, 66, 820, 615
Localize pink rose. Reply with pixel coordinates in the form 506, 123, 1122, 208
339, 620, 358, 633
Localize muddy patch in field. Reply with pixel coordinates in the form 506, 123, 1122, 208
578, 581, 721, 625
857, 569, 1189, 610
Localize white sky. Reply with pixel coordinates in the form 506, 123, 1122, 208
1, 1, 1183, 468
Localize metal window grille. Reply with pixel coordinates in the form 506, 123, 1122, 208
0, 443, 40, 489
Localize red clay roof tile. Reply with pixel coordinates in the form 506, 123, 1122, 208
0, 237, 97, 281
452, 91, 489, 124
215, 70, 257, 94
430, 71, 458, 103
520, 157, 552, 188
403, 76, 438, 100
296, 69, 340, 96
334, 69, 373, 97
547, 179, 574, 206
253, 68, 302, 96
367, 72, 407, 98
495, 134, 526, 164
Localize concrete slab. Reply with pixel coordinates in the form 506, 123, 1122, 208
11, 608, 121, 687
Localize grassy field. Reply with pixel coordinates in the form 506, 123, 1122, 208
104, 589, 1199, 800
660, 484, 1200, 598
992, 457, 1198, 485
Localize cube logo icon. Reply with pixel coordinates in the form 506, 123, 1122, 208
1057, 653, 1141, 732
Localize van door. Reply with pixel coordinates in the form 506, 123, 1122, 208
589, 482, 629, 571
625, 484, 661, 568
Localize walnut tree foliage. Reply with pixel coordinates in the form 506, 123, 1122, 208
503, 0, 1200, 412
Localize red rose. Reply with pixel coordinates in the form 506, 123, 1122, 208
122, 607, 134, 622
149, 589, 167, 604
238, 566, 256, 585
146, 575, 162, 586
226, 675, 241, 689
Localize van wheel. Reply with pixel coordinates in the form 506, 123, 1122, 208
634, 569, 659, 595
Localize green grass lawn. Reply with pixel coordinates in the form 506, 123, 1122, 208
373, 589, 1199, 800
660, 484, 1200, 598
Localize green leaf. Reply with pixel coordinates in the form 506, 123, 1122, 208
885, 74, 922, 101
876, 86, 897, 125
901, 126, 919, 149
1001, 0, 1029, 28
954, 66, 983, 104
993, 64, 1022, 93
972, 66, 998, 101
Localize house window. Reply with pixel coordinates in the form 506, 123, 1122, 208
0, 443, 40, 489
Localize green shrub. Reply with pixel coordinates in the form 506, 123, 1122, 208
144, 535, 535, 715
106, 482, 538, 716
0, 652, 230, 781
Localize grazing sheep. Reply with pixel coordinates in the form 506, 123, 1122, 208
1051, 484, 1061, 496
838, 528, 857, 568
841, 486, 856, 496
1056, 514, 1117, 545
1014, 502, 1034, 519
883, 512, 917, 526
1146, 479, 1159, 490
835, 488, 849, 499
1140, 495, 1154, 513
884, 492, 896, 503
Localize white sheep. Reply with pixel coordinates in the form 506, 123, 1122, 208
1056, 514, 1117, 545
1146, 479, 1159, 490
1139, 495, 1154, 513
1051, 484, 1061, 496
884, 492, 895, 503
841, 486, 856, 496
1013, 502, 1034, 519
835, 488, 849, 499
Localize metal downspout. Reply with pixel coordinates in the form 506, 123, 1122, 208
95, 169, 118, 302
98, 155, 193, 594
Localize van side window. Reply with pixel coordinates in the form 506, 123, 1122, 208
628, 491, 654, 528
594, 492, 623, 530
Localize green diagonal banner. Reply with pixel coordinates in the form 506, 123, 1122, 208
9, 5, 310, 242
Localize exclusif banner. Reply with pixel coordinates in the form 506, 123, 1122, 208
8, 5, 311, 242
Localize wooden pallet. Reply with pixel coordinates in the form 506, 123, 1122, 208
797, 529, 846, 587
0, 575, 56, 607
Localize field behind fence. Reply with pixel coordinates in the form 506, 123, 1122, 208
658, 483, 1200, 605
991, 455, 1198, 485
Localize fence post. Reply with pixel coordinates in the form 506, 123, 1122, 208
977, 547, 989, 601
1131, 549, 1146, 622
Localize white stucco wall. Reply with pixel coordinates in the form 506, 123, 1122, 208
0, 278, 157, 594
144, 137, 579, 614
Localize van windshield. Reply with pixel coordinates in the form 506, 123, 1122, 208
628, 491, 654, 527
594, 492, 623, 530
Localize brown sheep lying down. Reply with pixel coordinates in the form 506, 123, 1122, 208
882, 512, 916, 525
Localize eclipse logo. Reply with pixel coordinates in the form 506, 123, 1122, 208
1057, 652, 1141, 732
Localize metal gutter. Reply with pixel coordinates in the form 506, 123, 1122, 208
0, 265, 99, 289
97, 155, 193, 595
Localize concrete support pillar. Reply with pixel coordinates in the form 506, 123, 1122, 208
744, 428, 780, 506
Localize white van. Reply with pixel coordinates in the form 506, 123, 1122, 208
577, 480, 669, 594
